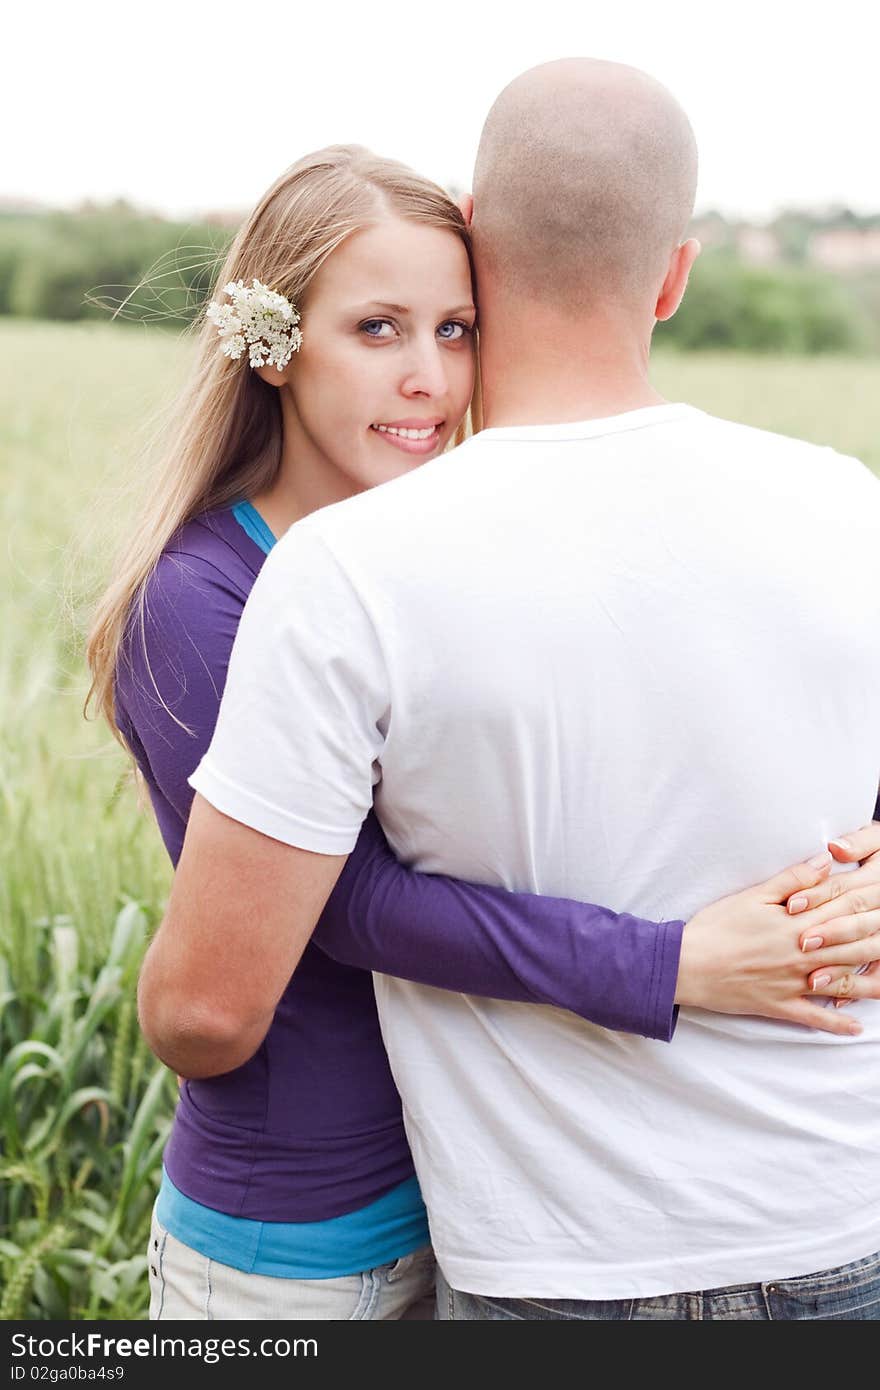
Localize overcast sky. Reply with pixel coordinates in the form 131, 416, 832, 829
6, 0, 876, 222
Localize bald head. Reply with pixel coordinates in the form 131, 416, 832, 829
472, 58, 698, 312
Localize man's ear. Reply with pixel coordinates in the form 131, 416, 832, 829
457, 192, 474, 227
655, 238, 701, 322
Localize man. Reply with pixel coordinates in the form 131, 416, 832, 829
140, 60, 880, 1318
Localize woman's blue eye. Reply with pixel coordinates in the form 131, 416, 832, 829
437, 320, 469, 341
361, 319, 395, 338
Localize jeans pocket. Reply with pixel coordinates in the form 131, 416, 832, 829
385, 1244, 434, 1285
768, 1250, 880, 1320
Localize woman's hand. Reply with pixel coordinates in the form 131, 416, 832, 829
786, 822, 880, 1003
675, 846, 879, 1035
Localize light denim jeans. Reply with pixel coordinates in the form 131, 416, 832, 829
149, 1208, 436, 1320
437, 1249, 880, 1320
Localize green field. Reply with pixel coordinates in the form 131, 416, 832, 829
1, 317, 879, 1318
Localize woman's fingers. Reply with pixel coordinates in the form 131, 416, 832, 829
805, 926, 880, 976
787, 820, 880, 916
807, 965, 880, 1000
788, 853, 880, 917
806, 922, 878, 967
758, 851, 832, 905
780, 998, 862, 1036
797, 895, 880, 949
830, 959, 880, 1007
827, 821, 880, 863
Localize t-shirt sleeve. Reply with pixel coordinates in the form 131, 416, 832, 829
114, 552, 247, 861
189, 524, 387, 854
314, 812, 682, 1041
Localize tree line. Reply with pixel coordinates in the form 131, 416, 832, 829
2, 204, 878, 353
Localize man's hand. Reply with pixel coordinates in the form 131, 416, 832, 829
137, 794, 348, 1078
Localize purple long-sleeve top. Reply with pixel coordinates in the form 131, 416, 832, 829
115, 506, 683, 1221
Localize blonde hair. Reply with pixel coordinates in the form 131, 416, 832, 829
86, 145, 475, 742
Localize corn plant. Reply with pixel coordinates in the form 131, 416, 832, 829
0, 902, 176, 1319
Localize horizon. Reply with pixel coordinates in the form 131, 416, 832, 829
3, 193, 880, 229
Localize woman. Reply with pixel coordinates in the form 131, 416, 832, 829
87, 146, 880, 1320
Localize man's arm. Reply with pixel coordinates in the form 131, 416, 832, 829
137, 794, 346, 1077
136, 526, 381, 1079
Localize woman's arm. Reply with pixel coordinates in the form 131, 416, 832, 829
118, 552, 683, 1040
316, 812, 682, 1039
122, 552, 880, 1054
317, 817, 880, 1039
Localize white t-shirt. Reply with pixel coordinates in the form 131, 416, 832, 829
192, 403, 880, 1297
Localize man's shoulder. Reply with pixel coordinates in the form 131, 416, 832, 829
683, 409, 878, 496
299, 442, 482, 542
697, 409, 867, 465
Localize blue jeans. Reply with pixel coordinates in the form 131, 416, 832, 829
437, 1249, 880, 1320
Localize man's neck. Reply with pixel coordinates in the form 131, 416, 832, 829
477, 296, 665, 429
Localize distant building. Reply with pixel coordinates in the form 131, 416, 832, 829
689, 212, 731, 249
690, 215, 783, 265
689, 210, 880, 273
735, 226, 781, 265
808, 227, 880, 270
201, 209, 245, 229
0, 196, 47, 215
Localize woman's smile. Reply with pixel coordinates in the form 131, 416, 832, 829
370, 417, 444, 455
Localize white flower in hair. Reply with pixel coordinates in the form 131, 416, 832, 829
206, 278, 303, 370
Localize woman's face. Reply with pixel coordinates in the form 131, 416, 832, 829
279, 217, 476, 500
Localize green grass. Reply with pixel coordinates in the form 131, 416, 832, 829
0, 321, 181, 1318
1, 318, 879, 1317
1, 323, 178, 982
